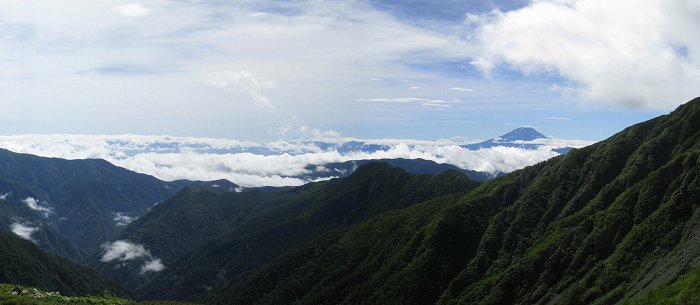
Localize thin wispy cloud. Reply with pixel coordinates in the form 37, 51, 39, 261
112, 3, 150, 18
10, 222, 39, 242
22, 197, 53, 217
205, 70, 276, 108
450, 87, 473, 92
357, 97, 429, 103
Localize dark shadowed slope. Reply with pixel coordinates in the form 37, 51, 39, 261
305, 158, 497, 182
99, 163, 479, 298
211, 97, 700, 305
0, 149, 236, 255
0, 231, 127, 297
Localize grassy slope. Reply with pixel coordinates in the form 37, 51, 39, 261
0, 284, 196, 305
621, 266, 700, 305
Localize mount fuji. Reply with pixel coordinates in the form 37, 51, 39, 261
461, 127, 575, 153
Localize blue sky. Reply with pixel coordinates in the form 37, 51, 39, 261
0, 0, 697, 142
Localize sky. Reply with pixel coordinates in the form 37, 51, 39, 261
0, 0, 698, 142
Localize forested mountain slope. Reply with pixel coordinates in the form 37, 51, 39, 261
99, 163, 479, 299
0, 149, 235, 255
0, 231, 127, 297
211, 97, 700, 305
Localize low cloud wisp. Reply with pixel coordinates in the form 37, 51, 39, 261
10, 222, 39, 242
101, 240, 166, 274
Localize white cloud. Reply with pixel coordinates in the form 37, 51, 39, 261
0, 1, 477, 139
450, 87, 473, 92
10, 222, 39, 242
101, 240, 166, 273
421, 102, 451, 108
114, 212, 136, 227
359, 98, 463, 108
101, 240, 150, 262
0, 192, 8, 200
22, 197, 53, 217
469, 0, 700, 108
0, 134, 594, 188
140, 258, 165, 274
545, 116, 572, 120
205, 70, 276, 108
357, 97, 429, 103
113, 3, 150, 17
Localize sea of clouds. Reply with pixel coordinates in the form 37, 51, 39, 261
0, 134, 594, 187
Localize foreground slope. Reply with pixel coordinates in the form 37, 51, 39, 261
212, 97, 700, 305
99, 163, 478, 299
0, 231, 126, 297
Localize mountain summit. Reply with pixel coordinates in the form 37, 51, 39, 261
462, 126, 552, 150
497, 126, 548, 141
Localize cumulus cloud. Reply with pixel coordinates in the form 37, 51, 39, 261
101, 240, 165, 274
468, 0, 700, 108
140, 258, 165, 274
113, 3, 150, 17
22, 197, 53, 217
114, 212, 136, 227
10, 222, 39, 242
101, 240, 149, 262
205, 70, 276, 108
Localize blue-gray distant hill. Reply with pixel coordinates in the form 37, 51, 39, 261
0, 148, 237, 260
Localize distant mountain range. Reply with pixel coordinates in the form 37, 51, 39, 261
0, 127, 591, 188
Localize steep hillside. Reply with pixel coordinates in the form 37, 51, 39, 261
0, 231, 126, 297
97, 163, 479, 298
0, 149, 236, 254
0, 196, 84, 261
211, 97, 700, 305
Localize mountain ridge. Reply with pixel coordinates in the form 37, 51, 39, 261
93, 162, 480, 299
208, 97, 700, 305
0, 148, 237, 259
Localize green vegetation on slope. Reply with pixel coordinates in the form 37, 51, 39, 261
621, 265, 700, 305
209, 97, 700, 305
0, 232, 126, 297
101, 163, 479, 300
0, 284, 195, 305
0, 148, 236, 256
